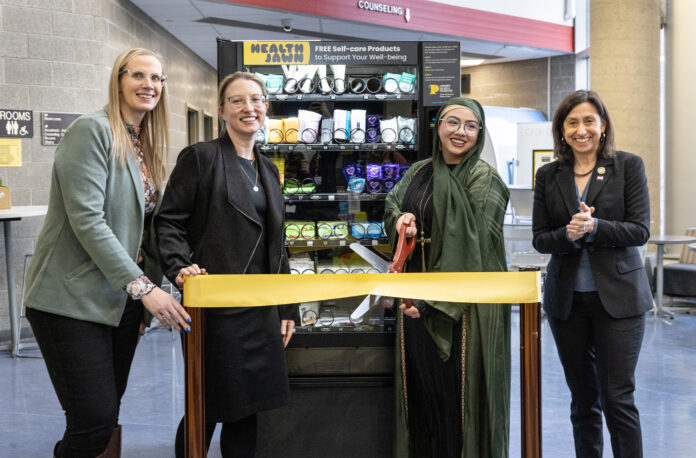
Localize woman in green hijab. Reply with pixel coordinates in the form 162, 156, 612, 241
384, 97, 511, 457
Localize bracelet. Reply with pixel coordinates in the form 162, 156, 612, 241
125, 274, 155, 300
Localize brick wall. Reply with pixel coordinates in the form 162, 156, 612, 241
0, 0, 218, 335
462, 54, 576, 120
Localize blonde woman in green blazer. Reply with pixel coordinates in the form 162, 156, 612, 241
23, 48, 191, 458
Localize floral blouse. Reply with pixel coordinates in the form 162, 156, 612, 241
124, 124, 158, 300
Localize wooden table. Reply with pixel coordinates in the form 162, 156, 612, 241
0, 206, 48, 357
648, 235, 696, 318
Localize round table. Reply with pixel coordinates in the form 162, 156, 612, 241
648, 235, 696, 318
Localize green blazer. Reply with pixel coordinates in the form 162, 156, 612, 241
24, 109, 162, 326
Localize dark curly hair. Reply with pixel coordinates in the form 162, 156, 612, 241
552, 90, 615, 163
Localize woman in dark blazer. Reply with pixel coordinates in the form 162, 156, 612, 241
156, 72, 296, 457
533, 90, 652, 458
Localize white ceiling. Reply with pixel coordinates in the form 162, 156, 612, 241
131, 0, 570, 69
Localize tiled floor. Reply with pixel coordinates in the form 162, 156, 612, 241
1, 311, 695, 457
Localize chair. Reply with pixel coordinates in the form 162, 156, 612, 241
662, 227, 696, 307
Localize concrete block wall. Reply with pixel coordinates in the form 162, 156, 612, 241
0, 0, 218, 335
462, 54, 576, 120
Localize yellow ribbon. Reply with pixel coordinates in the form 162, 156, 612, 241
183, 271, 541, 308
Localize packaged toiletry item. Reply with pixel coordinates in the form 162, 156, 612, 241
399, 72, 416, 93
268, 118, 284, 143
366, 164, 382, 180
366, 114, 381, 143
320, 118, 333, 144
350, 109, 366, 143
283, 117, 299, 143
316, 65, 332, 93
300, 65, 318, 93
330, 65, 346, 93
298, 109, 322, 143
347, 176, 365, 193
383, 177, 397, 192
366, 177, 383, 194
382, 164, 399, 180
397, 116, 416, 144
333, 109, 350, 141
380, 117, 398, 143
382, 73, 401, 93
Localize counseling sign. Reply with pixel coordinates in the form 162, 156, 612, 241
243, 41, 418, 66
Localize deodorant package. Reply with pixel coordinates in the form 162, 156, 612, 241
333, 109, 350, 142
350, 109, 366, 143
320, 118, 334, 144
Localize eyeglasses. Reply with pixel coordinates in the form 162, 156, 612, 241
226, 95, 267, 109
440, 117, 481, 136
119, 69, 167, 86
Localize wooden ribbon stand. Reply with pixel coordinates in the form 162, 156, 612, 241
184, 273, 542, 458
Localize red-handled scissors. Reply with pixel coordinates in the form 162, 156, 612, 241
388, 230, 416, 308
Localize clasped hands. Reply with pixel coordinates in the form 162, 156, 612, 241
567, 202, 595, 242
176, 264, 295, 347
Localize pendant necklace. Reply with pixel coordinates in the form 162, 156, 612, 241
240, 156, 259, 192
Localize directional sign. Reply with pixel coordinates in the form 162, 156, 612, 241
0, 109, 33, 138
42, 112, 81, 146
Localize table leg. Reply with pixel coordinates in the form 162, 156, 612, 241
520, 302, 542, 458
185, 307, 206, 458
654, 244, 673, 319
3, 220, 19, 358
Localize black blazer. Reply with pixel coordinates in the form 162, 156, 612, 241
156, 133, 295, 320
532, 150, 653, 319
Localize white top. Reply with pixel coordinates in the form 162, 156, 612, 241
0, 205, 49, 220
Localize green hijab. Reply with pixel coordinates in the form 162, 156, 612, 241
425, 97, 509, 360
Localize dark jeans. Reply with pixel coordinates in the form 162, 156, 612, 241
26, 298, 142, 458
547, 291, 645, 458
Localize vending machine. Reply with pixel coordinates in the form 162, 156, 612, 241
217, 39, 460, 456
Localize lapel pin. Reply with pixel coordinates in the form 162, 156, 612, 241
597, 167, 606, 175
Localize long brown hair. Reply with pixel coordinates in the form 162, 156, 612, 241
552, 90, 615, 163
107, 48, 169, 191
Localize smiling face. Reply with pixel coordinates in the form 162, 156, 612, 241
218, 78, 267, 139
437, 106, 481, 164
118, 54, 163, 125
562, 102, 606, 159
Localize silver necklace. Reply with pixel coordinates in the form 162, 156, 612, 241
240, 156, 259, 192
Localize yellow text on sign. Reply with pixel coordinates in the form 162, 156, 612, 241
243, 41, 310, 65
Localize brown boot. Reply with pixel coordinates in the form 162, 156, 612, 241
103, 425, 122, 458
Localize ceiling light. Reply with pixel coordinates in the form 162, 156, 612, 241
460, 58, 485, 67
